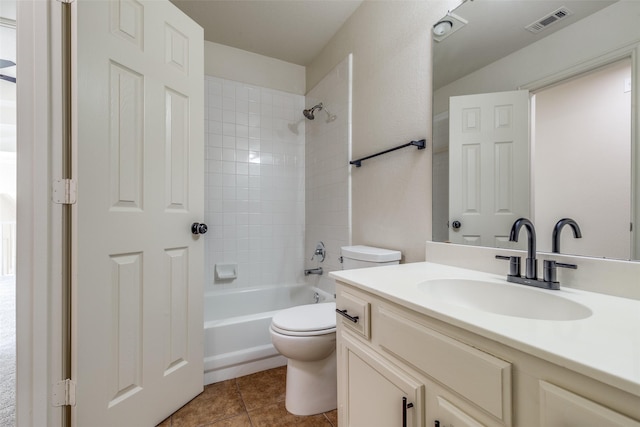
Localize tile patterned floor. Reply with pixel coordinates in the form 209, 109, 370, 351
157, 366, 338, 427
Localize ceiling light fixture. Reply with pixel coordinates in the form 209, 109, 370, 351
432, 12, 468, 42
433, 20, 453, 37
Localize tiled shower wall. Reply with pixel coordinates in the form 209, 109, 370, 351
304, 55, 352, 296
204, 76, 306, 291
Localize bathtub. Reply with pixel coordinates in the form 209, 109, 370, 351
203, 284, 335, 385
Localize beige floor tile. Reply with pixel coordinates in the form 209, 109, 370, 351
236, 366, 287, 411
324, 409, 338, 427
156, 416, 171, 427
171, 380, 245, 427
207, 413, 253, 427
248, 402, 332, 427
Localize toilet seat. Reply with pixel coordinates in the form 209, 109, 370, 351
271, 302, 336, 336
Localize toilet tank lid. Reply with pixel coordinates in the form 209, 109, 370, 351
341, 245, 401, 263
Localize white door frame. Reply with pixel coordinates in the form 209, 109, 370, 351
16, 1, 65, 426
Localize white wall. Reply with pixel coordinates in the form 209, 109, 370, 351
306, 0, 457, 262
0, 99, 16, 205
204, 41, 305, 96
0, 152, 16, 276
304, 55, 351, 296
534, 59, 631, 259
203, 76, 305, 291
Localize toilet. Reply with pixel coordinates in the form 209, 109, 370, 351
270, 302, 337, 416
269, 245, 401, 416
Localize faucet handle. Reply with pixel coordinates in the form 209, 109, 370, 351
496, 255, 521, 277
543, 260, 577, 283
311, 241, 326, 262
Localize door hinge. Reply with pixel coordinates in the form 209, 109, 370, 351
52, 179, 77, 205
52, 379, 76, 407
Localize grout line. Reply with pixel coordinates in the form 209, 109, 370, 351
246, 409, 256, 427
323, 412, 336, 427
234, 377, 255, 426
235, 376, 251, 413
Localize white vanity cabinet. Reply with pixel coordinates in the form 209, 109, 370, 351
336, 284, 511, 427
335, 281, 640, 427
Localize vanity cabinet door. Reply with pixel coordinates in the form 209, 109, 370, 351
433, 395, 486, 427
339, 331, 424, 427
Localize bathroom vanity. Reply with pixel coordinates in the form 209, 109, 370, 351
330, 263, 640, 427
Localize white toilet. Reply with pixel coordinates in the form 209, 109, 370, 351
269, 245, 401, 416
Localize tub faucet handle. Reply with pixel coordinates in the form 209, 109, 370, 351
311, 241, 326, 262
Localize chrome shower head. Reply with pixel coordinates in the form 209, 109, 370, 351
303, 103, 323, 120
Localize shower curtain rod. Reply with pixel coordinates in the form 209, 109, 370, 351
349, 139, 426, 167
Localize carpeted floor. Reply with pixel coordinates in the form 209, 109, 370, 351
0, 275, 15, 427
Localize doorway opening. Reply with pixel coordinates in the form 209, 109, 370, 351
532, 58, 632, 259
0, 1, 17, 424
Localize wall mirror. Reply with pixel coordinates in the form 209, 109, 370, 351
432, 0, 640, 261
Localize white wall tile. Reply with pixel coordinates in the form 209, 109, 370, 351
205, 75, 305, 291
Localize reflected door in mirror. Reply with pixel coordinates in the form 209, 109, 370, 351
449, 90, 530, 247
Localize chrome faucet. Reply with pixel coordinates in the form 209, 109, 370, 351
552, 218, 582, 253
509, 218, 537, 279
304, 267, 323, 276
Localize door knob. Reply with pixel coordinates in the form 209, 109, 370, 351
451, 220, 461, 230
191, 222, 208, 235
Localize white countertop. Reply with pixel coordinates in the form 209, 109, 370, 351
329, 262, 640, 397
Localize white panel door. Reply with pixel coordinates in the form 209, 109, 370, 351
73, 0, 204, 425
449, 90, 530, 247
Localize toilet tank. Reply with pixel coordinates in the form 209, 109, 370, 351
340, 245, 401, 270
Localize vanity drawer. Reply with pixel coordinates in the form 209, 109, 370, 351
377, 306, 512, 425
539, 381, 640, 426
336, 289, 371, 339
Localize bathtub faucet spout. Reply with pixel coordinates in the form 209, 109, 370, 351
304, 267, 323, 276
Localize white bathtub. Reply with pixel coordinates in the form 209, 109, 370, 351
203, 284, 335, 385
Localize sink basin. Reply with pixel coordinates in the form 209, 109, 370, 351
417, 278, 592, 321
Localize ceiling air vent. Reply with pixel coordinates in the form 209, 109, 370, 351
525, 7, 574, 34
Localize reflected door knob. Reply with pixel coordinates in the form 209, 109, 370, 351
191, 222, 208, 235
451, 220, 461, 230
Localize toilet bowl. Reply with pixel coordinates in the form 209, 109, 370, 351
270, 246, 401, 416
269, 302, 337, 416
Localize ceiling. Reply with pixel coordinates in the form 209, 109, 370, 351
169, 0, 363, 66
433, 0, 616, 90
